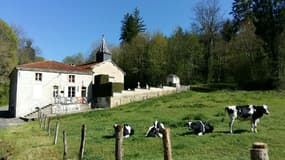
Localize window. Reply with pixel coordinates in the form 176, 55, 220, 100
35, 73, 42, 81
68, 86, 76, 97
68, 75, 75, 83
53, 86, 59, 97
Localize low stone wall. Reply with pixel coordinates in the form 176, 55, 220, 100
110, 86, 177, 108
51, 104, 80, 114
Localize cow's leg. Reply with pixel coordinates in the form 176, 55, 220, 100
252, 119, 259, 133
251, 121, 255, 132
229, 117, 235, 134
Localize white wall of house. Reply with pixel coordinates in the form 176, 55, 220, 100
92, 61, 124, 84
13, 70, 92, 117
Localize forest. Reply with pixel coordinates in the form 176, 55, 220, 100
1, 0, 285, 105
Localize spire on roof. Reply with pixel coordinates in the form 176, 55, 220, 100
96, 35, 112, 62
99, 34, 111, 54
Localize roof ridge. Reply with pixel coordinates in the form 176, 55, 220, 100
17, 60, 91, 73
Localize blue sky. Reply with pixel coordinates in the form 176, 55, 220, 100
0, 0, 233, 62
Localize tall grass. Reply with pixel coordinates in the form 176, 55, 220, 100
1, 90, 285, 159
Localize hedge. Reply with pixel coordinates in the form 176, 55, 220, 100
94, 75, 109, 84
93, 82, 124, 97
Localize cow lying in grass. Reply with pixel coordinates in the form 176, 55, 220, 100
188, 121, 214, 136
225, 104, 269, 133
113, 123, 134, 138
145, 120, 165, 138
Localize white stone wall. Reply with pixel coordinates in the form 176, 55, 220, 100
14, 70, 92, 117
110, 86, 177, 108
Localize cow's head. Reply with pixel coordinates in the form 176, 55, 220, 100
188, 122, 192, 129
263, 104, 270, 115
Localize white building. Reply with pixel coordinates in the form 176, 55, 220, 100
166, 74, 180, 88
9, 37, 124, 117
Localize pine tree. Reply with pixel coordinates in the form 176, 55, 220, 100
120, 8, 146, 43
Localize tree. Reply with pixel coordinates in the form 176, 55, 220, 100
17, 39, 36, 64
167, 27, 205, 84
192, 0, 223, 81
229, 21, 271, 89
63, 52, 86, 65
120, 8, 146, 43
232, 0, 285, 88
118, 33, 149, 88
146, 32, 168, 86
0, 19, 18, 83
221, 19, 236, 42
12, 25, 44, 64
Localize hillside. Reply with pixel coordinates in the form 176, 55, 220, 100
1, 90, 285, 160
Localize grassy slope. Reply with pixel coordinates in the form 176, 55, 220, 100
1, 90, 285, 160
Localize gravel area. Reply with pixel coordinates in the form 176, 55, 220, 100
0, 105, 25, 129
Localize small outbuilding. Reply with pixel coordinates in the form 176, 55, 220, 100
166, 74, 180, 88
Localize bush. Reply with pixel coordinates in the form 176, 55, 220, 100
190, 83, 237, 92
0, 83, 9, 106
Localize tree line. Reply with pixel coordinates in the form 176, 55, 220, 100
63, 0, 285, 90
113, 0, 285, 90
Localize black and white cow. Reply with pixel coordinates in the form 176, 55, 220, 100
145, 120, 165, 138
225, 104, 269, 133
113, 123, 134, 138
188, 121, 214, 136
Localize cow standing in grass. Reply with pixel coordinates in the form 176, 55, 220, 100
145, 120, 165, 138
225, 104, 269, 133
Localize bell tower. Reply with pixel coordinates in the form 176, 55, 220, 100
96, 35, 112, 62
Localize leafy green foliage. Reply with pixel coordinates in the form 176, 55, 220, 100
62, 52, 86, 65
228, 22, 271, 89
0, 19, 18, 83
0, 83, 9, 106
232, 0, 285, 87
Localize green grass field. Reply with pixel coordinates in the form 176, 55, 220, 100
1, 90, 285, 160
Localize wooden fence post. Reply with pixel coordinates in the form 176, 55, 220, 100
39, 111, 42, 125
79, 124, 87, 160
37, 108, 41, 121
250, 142, 269, 160
54, 121, 60, 145
115, 124, 123, 160
40, 114, 45, 128
47, 118, 51, 136
63, 130, 67, 160
162, 128, 172, 160
43, 115, 47, 129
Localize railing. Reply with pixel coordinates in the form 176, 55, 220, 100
53, 97, 87, 104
